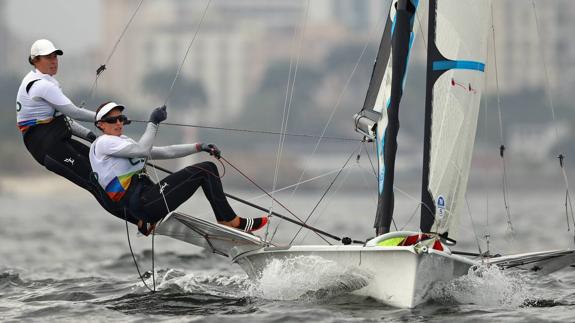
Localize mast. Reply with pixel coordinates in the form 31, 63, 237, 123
420, 0, 440, 233
353, 0, 418, 235
375, 0, 416, 235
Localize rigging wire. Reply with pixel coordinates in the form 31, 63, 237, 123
144, 0, 213, 203
531, 0, 575, 241
489, 2, 515, 239
354, 142, 398, 231
128, 119, 362, 141
268, 0, 311, 243
220, 156, 332, 245
81, 0, 156, 291
289, 143, 361, 244
141, 0, 213, 289
363, 140, 378, 177
145, 161, 354, 244
163, 0, 212, 106
285, 21, 380, 198
464, 195, 484, 259
80, 0, 146, 107
156, 166, 343, 221
269, 15, 385, 242
299, 152, 359, 244
482, 89, 491, 257
131, 0, 212, 292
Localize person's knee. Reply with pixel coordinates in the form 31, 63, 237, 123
196, 161, 218, 175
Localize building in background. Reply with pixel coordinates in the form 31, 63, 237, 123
492, 0, 575, 97
99, 0, 386, 122
0, 1, 24, 77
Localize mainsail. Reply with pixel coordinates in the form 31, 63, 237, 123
420, 0, 490, 238
354, 0, 420, 235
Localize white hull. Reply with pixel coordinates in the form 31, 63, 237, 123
232, 244, 477, 308
157, 212, 575, 308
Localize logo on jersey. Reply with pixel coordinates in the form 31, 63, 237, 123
130, 158, 144, 166
16, 102, 22, 112
437, 195, 446, 219
64, 158, 75, 165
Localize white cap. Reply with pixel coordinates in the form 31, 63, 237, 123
30, 39, 63, 59
96, 102, 125, 122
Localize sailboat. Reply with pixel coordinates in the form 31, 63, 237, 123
155, 0, 575, 308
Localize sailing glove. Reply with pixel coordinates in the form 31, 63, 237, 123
200, 143, 221, 159
149, 105, 167, 125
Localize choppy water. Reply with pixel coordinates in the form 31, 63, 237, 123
1, 184, 575, 322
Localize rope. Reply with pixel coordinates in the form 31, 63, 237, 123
80, 0, 145, 107
489, 3, 514, 237
123, 208, 155, 293
84, 0, 151, 292
128, 119, 361, 141
531, 0, 575, 241
123, 0, 212, 295
220, 156, 332, 244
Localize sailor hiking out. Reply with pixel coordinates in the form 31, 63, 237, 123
15, 39, 126, 220
89, 102, 268, 235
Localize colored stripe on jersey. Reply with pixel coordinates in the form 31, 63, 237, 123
105, 170, 140, 202
17, 117, 54, 133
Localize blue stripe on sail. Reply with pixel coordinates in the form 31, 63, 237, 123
391, 0, 420, 34
432, 60, 485, 72
378, 132, 385, 193
378, 0, 419, 196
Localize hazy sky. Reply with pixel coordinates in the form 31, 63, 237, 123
5, 0, 101, 52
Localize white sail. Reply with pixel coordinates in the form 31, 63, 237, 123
425, 0, 490, 237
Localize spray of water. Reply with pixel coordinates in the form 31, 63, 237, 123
249, 255, 371, 301
135, 268, 251, 298
430, 265, 532, 308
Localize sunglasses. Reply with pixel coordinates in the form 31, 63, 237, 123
100, 115, 131, 125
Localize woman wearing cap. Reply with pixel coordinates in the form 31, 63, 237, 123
16, 39, 127, 221
90, 102, 268, 234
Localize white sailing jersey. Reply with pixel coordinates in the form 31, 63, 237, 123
16, 69, 72, 132
89, 135, 145, 201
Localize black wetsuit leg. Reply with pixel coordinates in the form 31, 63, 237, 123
22, 116, 136, 224
135, 161, 237, 223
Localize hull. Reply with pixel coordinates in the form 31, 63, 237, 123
232, 245, 477, 308
157, 213, 575, 307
